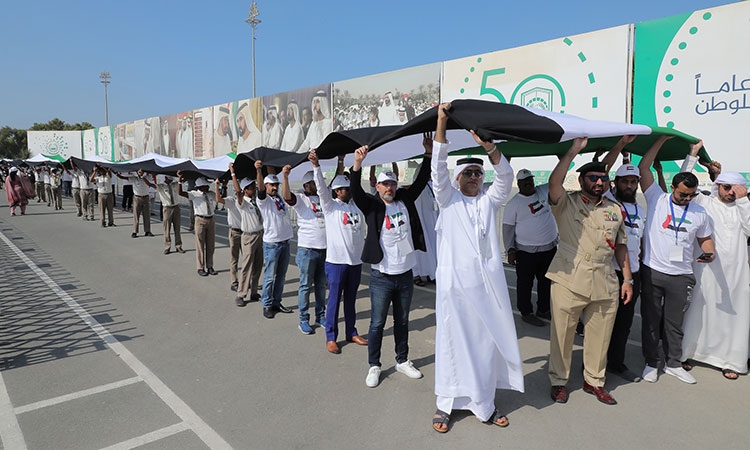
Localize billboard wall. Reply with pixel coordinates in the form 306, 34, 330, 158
133, 117, 162, 158
27, 131, 83, 159
633, 2, 750, 175
234, 99, 262, 154
262, 84, 332, 154
95, 126, 114, 161
82, 129, 96, 159
442, 25, 632, 171
192, 106, 214, 159
333, 62, 440, 130
161, 112, 193, 159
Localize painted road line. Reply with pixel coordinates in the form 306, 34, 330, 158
14, 377, 142, 415
0, 231, 232, 450
98, 422, 190, 450
0, 370, 27, 450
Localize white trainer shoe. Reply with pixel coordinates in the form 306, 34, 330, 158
665, 366, 697, 384
642, 365, 658, 383
365, 366, 381, 388
395, 360, 423, 379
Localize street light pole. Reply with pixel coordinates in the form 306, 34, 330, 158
99, 72, 111, 126
245, 2, 261, 97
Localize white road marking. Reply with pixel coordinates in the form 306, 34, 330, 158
0, 370, 27, 450
14, 377, 142, 415
98, 422, 190, 450
0, 231, 232, 450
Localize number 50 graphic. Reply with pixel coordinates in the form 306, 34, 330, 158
478, 67, 568, 113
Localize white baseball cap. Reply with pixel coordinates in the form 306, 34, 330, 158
331, 175, 350, 189
301, 170, 314, 184
239, 177, 255, 190
615, 164, 640, 179
377, 170, 397, 183
194, 177, 210, 187
516, 169, 534, 181
263, 174, 280, 185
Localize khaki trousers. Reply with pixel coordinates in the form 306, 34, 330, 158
73, 188, 82, 215
194, 216, 215, 270
238, 231, 264, 298
548, 282, 618, 387
36, 182, 44, 202
229, 228, 243, 284
53, 187, 62, 209
81, 189, 95, 220
163, 205, 182, 250
133, 195, 151, 233
99, 192, 114, 225
45, 185, 52, 206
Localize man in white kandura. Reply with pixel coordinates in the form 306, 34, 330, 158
430, 103, 523, 433
679, 149, 750, 380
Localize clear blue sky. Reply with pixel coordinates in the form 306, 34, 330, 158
0, 0, 730, 129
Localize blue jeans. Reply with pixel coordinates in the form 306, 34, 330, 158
325, 262, 361, 342
367, 268, 413, 367
261, 241, 290, 309
296, 247, 327, 322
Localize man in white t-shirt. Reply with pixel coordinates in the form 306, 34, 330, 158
62, 164, 82, 216
76, 163, 95, 221
282, 167, 327, 335
308, 150, 366, 355
351, 144, 431, 388
637, 137, 715, 384
254, 160, 295, 319
502, 169, 558, 327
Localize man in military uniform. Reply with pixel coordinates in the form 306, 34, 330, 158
546, 137, 633, 405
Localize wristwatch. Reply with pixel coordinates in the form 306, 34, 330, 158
623, 279, 634, 285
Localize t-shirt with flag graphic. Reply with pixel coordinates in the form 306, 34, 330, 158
373, 201, 416, 275
604, 190, 645, 273
502, 183, 558, 249
313, 166, 364, 266
292, 193, 326, 250
642, 183, 712, 275
258, 194, 294, 243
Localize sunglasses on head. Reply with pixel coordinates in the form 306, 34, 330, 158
584, 174, 609, 183
461, 170, 483, 178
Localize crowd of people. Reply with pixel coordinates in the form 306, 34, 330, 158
3, 103, 749, 434
333, 91, 436, 131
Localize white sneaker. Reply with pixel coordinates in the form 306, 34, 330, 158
395, 360, 423, 379
642, 365, 658, 383
365, 366, 381, 388
665, 366, 697, 384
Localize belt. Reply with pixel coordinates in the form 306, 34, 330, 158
231, 227, 242, 232
164, 204, 178, 208
196, 215, 214, 219
242, 229, 263, 235
135, 194, 149, 198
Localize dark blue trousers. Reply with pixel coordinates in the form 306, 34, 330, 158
324, 262, 362, 342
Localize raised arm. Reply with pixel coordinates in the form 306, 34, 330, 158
549, 137, 588, 205
309, 149, 333, 212
114, 171, 127, 180
432, 104, 453, 208
89, 167, 97, 183
255, 160, 266, 200
471, 130, 511, 207
214, 179, 225, 204
335, 154, 346, 176
637, 135, 672, 192
600, 135, 635, 170
143, 174, 156, 189
228, 162, 243, 204
176, 171, 188, 198
403, 133, 433, 202
281, 164, 297, 206
653, 160, 668, 193
350, 145, 378, 212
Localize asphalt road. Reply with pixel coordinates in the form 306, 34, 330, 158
0, 195, 747, 450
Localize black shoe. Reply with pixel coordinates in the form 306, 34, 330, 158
608, 364, 642, 383
274, 304, 293, 314
230, 283, 238, 292
176, 247, 185, 254
536, 310, 551, 321
145, 232, 154, 237
131, 233, 138, 238
108, 222, 116, 227
207, 267, 217, 276
521, 314, 545, 327
163, 249, 170, 255
197, 269, 208, 277
249, 294, 260, 303
77, 213, 82, 217
263, 307, 276, 319
235, 296, 246, 307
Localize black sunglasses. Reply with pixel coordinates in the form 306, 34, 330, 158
585, 174, 609, 183
461, 170, 483, 178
